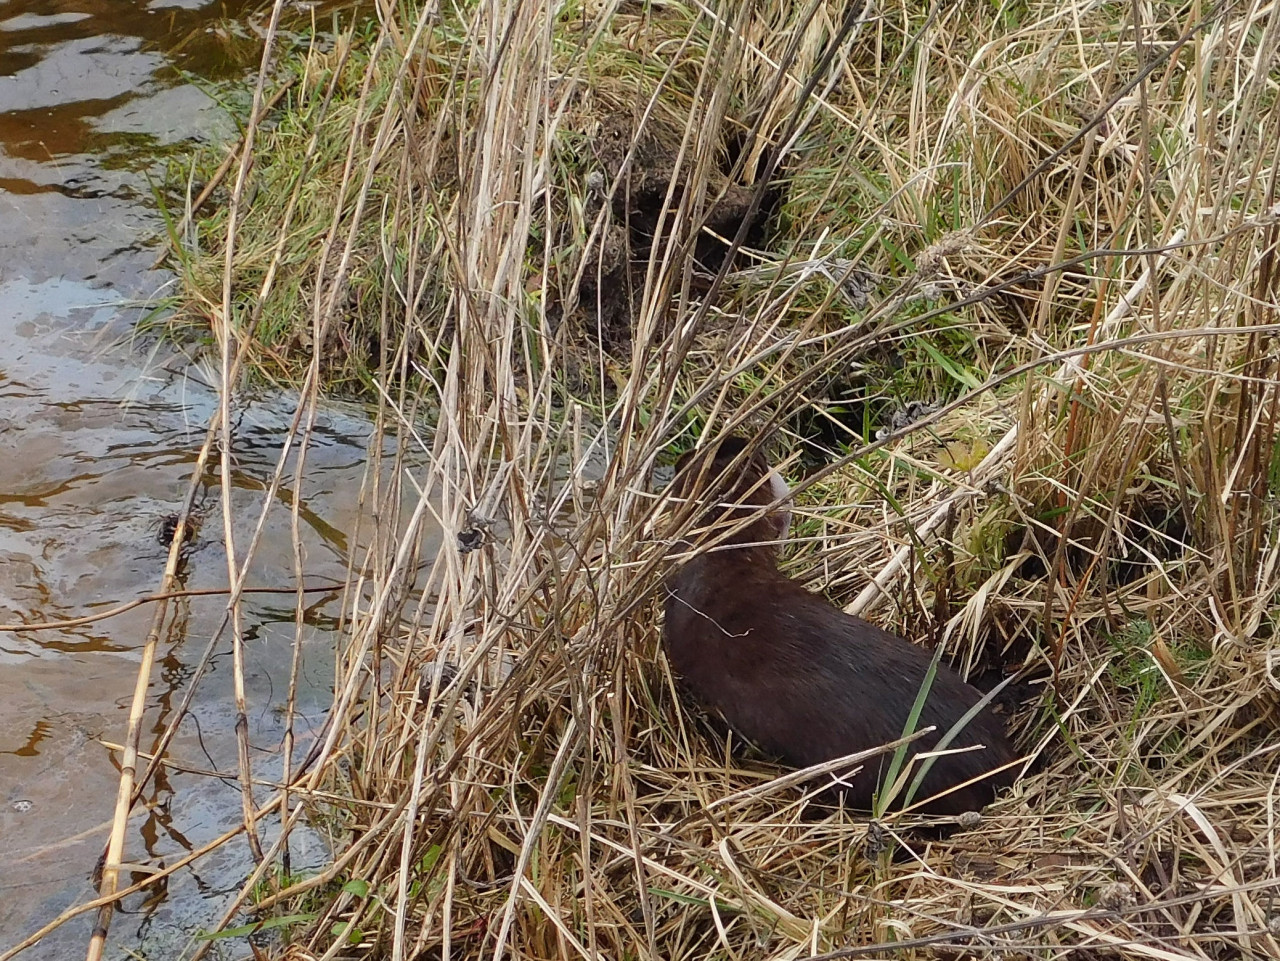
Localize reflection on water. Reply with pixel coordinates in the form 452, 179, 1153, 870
0, 2, 424, 957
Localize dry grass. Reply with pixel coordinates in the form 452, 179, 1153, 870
112, 0, 1280, 957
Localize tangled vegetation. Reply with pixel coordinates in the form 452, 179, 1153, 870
140, 0, 1280, 957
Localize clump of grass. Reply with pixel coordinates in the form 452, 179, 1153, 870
124, 0, 1280, 959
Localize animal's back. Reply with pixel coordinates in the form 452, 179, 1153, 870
664, 552, 1016, 813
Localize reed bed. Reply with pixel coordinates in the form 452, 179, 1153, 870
113, 0, 1280, 957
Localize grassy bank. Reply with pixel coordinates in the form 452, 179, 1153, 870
162, 0, 1280, 957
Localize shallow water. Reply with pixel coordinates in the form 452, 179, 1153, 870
0, 2, 428, 956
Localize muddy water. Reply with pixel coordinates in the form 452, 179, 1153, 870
0, 3, 423, 957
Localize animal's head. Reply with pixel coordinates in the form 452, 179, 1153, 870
668, 436, 791, 547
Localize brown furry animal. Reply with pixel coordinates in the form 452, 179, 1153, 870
662, 436, 1017, 814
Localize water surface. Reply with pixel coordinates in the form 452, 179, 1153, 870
0, 2, 422, 955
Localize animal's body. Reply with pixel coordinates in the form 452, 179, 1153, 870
662, 437, 1016, 814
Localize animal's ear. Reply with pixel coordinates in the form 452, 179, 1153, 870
672, 435, 758, 485
715, 436, 751, 462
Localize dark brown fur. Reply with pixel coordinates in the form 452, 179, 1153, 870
662, 437, 1017, 815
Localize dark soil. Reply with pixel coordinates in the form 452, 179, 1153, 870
573, 112, 782, 353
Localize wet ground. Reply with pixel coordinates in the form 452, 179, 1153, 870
0, 2, 419, 956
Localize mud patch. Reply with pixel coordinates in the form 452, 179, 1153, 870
785, 345, 922, 465
567, 113, 782, 354
1007, 500, 1190, 588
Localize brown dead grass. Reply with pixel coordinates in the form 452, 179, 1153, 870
142, 0, 1280, 959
